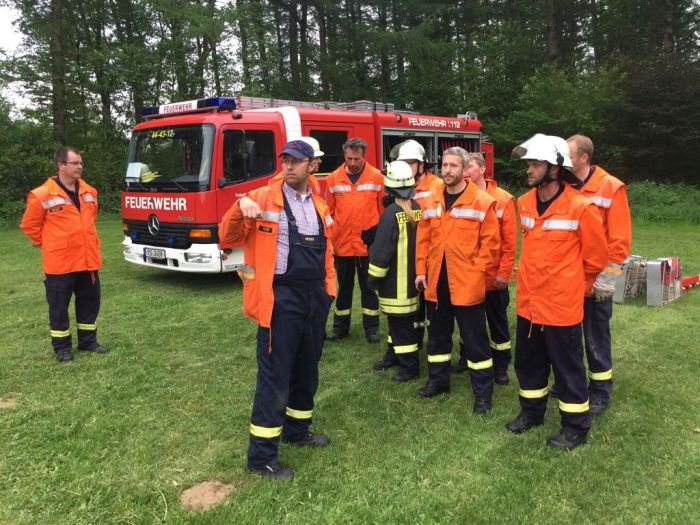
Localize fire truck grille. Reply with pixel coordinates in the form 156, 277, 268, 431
125, 221, 218, 249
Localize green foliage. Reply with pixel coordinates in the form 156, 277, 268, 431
627, 181, 700, 223
0, 216, 699, 523
490, 65, 626, 185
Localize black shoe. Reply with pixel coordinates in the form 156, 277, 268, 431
494, 369, 509, 385
78, 344, 109, 354
452, 360, 468, 374
282, 432, 330, 447
326, 331, 348, 342
548, 385, 558, 398
505, 412, 544, 434
55, 350, 73, 363
589, 398, 609, 416
373, 357, 399, 370
392, 371, 419, 383
473, 397, 492, 415
366, 332, 380, 343
547, 431, 587, 450
247, 462, 294, 480
417, 381, 450, 398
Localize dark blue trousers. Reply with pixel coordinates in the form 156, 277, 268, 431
332, 256, 379, 336
45, 271, 100, 353
514, 316, 591, 434
247, 282, 331, 468
583, 297, 614, 401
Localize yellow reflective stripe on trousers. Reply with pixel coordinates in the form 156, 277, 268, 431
250, 424, 283, 439
286, 407, 313, 420
394, 343, 418, 354
362, 308, 380, 316
519, 387, 549, 399
335, 308, 351, 316
77, 323, 96, 331
428, 354, 451, 363
50, 329, 71, 338
559, 400, 590, 413
588, 369, 613, 381
490, 340, 511, 351
468, 358, 493, 370
380, 303, 419, 315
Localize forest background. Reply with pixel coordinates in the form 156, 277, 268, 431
0, 0, 698, 218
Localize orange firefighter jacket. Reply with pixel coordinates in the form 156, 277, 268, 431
575, 165, 632, 266
413, 171, 439, 210
20, 177, 102, 275
416, 179, 501, 306
516, 184, 607, 326
218, 179, 336, 329
485, 180, 517, 290
325, 162, 384, 256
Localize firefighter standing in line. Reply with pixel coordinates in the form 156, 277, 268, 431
367, 161, 421, 381
454, 152, 517, 385
374, 140, 437, 370
415, 147, 500, 414
20, 147, 108, 363
325, 138, 384, 343
506, 134, 606, 450
219, 140, 336, 481
567, 134, 632, 416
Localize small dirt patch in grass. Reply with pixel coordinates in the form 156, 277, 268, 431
179, 480, 235, 511
0, 399, 17, 409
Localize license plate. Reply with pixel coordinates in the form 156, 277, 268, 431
144, 247, 166, 259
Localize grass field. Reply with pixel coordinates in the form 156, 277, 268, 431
1, 215, 698, 524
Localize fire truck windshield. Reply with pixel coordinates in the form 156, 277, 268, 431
124, 125, 214, 191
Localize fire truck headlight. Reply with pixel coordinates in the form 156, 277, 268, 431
184, 253, 213, 264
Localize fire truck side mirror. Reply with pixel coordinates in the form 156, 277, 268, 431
217, 177, 229, 188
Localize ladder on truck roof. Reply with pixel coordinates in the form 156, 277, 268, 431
236, 96, 397, 113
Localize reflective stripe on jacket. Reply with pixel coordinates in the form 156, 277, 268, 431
416, 179, 500, 306
325, 163, 384, 256
516, 184, 607, 326
20, 177, 102, 274
485, 180, 517, 289
368, 202, 421, 315
218, 179, 336, 328
576, 165, 632, 266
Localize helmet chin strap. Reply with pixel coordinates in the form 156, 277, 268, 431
534, 164, 554, 188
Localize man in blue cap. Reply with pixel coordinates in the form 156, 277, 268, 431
220, 139, 337, 480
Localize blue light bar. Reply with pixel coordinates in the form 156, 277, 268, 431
141, 96, 237, 117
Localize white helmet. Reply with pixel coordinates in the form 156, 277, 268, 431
299, 136, 324, 158
396, 139, 426, 162
512, 133, 576, 182
384, 161, 416, 198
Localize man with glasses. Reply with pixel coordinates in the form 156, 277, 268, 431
20, 147, 108, 362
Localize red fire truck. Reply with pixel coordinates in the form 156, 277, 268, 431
121, 96, 494, 273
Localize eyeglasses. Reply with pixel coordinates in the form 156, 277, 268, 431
62, 161, 84, 166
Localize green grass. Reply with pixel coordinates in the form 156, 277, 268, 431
1, 214, 699, 524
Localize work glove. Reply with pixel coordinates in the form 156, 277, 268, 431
593, 263, 624, 302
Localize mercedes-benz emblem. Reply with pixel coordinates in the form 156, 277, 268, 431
147, 214, 160, 236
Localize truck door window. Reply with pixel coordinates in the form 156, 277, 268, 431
222, 130, 276, 183
309, 130, 348, 174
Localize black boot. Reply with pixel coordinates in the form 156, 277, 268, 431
417, 381, 450, 398
547, 430, 587, 450
505, 412, 544, 434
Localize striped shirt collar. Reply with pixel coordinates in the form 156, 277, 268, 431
282, 181, 312, 203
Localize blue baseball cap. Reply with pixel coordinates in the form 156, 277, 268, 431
279, 140, 314, 160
